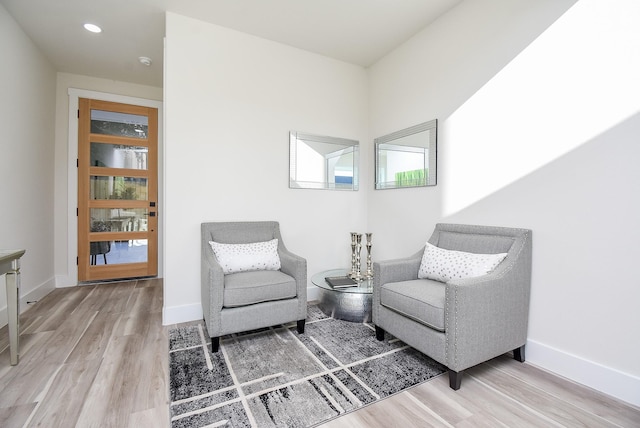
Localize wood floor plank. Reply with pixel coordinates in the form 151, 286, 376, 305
467, 363, 621, 428
405, 374, 474, 424
0, 402, 36, 428
26, 358, 102, 427
75, 333, 141, 427
64, 310, 121, 363
319, 382, 451, 428
426, 368, 555, 428
22, 286, 95, 334
89, 281, 137, 314
128, 406, 170, 428
484, 355, 640, 427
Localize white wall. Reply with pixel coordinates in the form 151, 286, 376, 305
0, 4, 57, 325
369, 0, 639, 406
164, 13, 369, 323
53, 73, 163, 286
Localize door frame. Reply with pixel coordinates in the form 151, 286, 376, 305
66, 88, 164, 286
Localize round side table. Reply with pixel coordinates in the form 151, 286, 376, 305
311, 268, 373, 322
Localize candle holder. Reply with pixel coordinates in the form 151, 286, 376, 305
364, 233, 373, 279
349, 232, 358, 279
354, 234, 363, 282
348, 232, 363, 281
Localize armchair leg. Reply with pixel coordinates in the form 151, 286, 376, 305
297, 319, 305, 334
375, 326, 385, 341
211, 337, 220, 353
513, 345, 526, 362
449, 369, 463, 390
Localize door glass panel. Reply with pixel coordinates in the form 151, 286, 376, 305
90, 208, 148, 233
90, 239, 148, 266
90, 143, 148, 169
91, 109, 148, 138
90, 176, 148, 200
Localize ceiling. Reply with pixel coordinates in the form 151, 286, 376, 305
1, 0, 462, 88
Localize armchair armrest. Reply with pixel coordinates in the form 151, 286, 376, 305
444, 254, 531, 371
373, 249, 423, 288
201, 241, 225, 334
279, 249, 306, 281
279, 248, 307, 319
373, 249, 423, 323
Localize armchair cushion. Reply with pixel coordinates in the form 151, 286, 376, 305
418, 242, 507, 282
209, 238, 281, 274
381, 279, 446, 332
223, 270, 296, 307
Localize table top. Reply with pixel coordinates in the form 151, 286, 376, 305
0, 249, 26, 260
311, 268, 373, 294
0, 250, 26, 271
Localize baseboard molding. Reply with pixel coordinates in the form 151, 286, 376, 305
55, 274, 78, 288
527, 339, 640, 407
163, 303, 203, 326
307, 286, 320, 302
0, 277, 56, 328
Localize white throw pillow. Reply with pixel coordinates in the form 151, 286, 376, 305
209, 239, 281, 274
418, 242, 507, 282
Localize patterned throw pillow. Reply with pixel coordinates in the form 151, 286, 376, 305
418, 242, 507, 282
209, 239, 281, 274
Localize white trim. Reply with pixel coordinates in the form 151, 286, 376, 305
163, 303, 203, 326
307, 285, 320, 302
65, 88, 164, 288
527, 338, 640, 407
0, 277, 56, 328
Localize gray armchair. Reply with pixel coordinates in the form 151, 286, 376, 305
373, 223, 532, 390
201, 221, 307, 352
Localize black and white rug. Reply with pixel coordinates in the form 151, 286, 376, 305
169, 305, 445, 427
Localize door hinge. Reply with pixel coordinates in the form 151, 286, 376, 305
77, 109, 80, 118
77, 158, 79, 168
76, 208, 78, 216
76, 257, 79, 265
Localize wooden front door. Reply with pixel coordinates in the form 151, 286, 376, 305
77, 98, 158, 281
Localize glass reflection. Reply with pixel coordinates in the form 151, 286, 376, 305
90, 143, 148, 169
376, 143, 428, 188
90, 210, 148, 266
89, 240, 148, 266
91, 109, 148, 138
90, 176, 148, 200
90, 208, 148, 233
290, 131, 359, 190
375, 119, 437, 189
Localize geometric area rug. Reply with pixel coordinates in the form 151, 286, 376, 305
169, 304, 446, 428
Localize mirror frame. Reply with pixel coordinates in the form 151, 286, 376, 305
289, 131, 359, 191
374, 119, 437, 190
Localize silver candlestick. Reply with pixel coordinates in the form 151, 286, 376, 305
349, 232, 358, 279
354, 233, 363, 281
364, 233, 373, 279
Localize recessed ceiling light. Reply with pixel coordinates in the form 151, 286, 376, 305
83, 23, 102, 33
138, 56, 152, 66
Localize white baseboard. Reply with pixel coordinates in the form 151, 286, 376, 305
163, 303, 203, 326
307, 286, 320, 302
0, 277, 56, 328
54, 274, 78, 288
527, 339, 640, 407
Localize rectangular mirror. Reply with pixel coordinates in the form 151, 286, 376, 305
375, 119, 437, 189
290, 131, 359, 190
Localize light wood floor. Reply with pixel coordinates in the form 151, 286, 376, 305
1, 279, 639, 427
